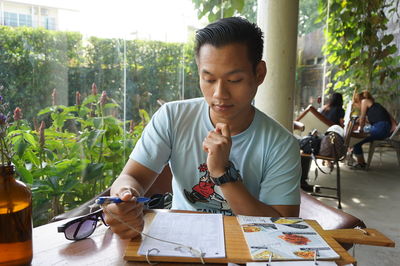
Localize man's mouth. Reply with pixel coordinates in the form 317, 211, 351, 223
213, 104, 233, 111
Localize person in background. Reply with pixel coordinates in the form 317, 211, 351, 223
351, 91, 398, 169
320, 92, 345, 127
104, 17, 301, 239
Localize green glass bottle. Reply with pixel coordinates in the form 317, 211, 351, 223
0, 165, 33, 265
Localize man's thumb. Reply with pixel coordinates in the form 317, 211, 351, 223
120, 189, 133, 201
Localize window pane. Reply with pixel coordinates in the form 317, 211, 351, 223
19, 14, 32, 27
42, 16, 56, 30
4, 12, 18, 27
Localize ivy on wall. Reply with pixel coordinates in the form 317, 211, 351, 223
319, 0, 400, 102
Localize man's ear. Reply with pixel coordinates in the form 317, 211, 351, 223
255, 60, 267, 86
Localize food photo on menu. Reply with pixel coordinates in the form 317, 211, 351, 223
237, 216, 340, 260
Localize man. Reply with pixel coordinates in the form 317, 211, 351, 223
105, 17, 301, 239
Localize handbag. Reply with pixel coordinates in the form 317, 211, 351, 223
319, 131, 346, 159
299, 130, 328, 175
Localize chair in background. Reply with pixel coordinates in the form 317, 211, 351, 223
296, 101, 355, 209
294, 105, 334, 136
300, 118, 355, 209
366, 122, 400, 169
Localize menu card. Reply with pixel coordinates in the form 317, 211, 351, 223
237, 216, 339, 261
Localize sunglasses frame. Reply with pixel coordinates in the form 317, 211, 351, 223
57, 208, 107, 241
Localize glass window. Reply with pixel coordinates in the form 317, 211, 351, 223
0, 0, 257, 227
42, 16, 56, 30
4, 12, 18, 27
19, 14, 32, 27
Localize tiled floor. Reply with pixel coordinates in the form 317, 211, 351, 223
307, 149, 400, 266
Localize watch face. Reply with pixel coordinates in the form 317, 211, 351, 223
212, 162, 241, 185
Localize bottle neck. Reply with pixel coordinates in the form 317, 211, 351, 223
0, 165, 15, 180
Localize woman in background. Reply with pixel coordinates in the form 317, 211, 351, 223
352, 91, 398, 169
320, 92, 345, 127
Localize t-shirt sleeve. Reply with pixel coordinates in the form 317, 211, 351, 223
259, 135, 301, 205
130, 105, 172, 174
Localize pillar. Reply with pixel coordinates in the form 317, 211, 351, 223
255, 0, 299, 131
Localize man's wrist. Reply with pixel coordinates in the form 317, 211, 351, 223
210, 161, 242, 186
209, 170, 225, 178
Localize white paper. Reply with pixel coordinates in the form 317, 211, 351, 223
247, 261, 337, 266
138, 212, 225, 258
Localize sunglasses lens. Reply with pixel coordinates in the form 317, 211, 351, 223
64, 217, 97, 240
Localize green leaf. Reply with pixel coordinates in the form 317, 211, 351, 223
78, 106, 90, 117
104, 153, 122, 163
82, 95, 97, 106
93, 118, 103, 129
82, 163, 104, 182
231, 0, 244, 11
387, 45, 397, 54
104, 116, 118, 126
103, 103, 119, 109
108, 142, 122, 151
87, 129, 105, 148
25, 150, 40, 167
381, 35, 394, 45
37, 106, 55, 116
224, 7, 235, 18
13, 160, 33, 184
16, 141, 29, 158
23, 132, 37, 147
44, 148, 54, 161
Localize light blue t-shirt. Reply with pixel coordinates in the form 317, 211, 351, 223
131, 98, 301, 215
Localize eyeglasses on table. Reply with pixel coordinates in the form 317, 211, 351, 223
57, 208, 107, 241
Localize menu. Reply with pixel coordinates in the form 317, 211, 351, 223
237, 216, 339, 261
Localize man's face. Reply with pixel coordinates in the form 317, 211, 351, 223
197, 43, 266, 126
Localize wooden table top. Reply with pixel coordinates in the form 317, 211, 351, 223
32, 209, 392, 266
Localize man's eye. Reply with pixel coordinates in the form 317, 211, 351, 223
205, 79, 215, 83
228, 79, 243, 83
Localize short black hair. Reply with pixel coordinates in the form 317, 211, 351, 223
195, 17, 264, 70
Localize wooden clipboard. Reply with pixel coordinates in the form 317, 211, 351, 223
124, 211, 356, 265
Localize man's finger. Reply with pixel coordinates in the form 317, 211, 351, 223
215, 123, 230, 137
116, 186, 141, 201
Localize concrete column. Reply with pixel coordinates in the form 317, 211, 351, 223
255, 0, 299, 131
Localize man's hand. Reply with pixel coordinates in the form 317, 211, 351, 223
104, 186, 144, 239
202, 123, 232, 177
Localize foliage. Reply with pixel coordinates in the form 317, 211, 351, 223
191, 0, 256, 22
318, 0, 400, 101
0, 26, 201, 125
191, 0, 322, 35
0, 26, 82, 121
8, 89, 148, 226
0, 25, 204, 226
298, 0, 324, 36
0, 90, 14, 165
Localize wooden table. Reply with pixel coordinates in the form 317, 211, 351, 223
32, 210, 394, 266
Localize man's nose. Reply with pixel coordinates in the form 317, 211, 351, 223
213, 80, 230, 99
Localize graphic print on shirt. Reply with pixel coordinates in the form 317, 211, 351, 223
184, 163, 232, 215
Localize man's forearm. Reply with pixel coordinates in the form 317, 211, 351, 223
111, 174, 145, 196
